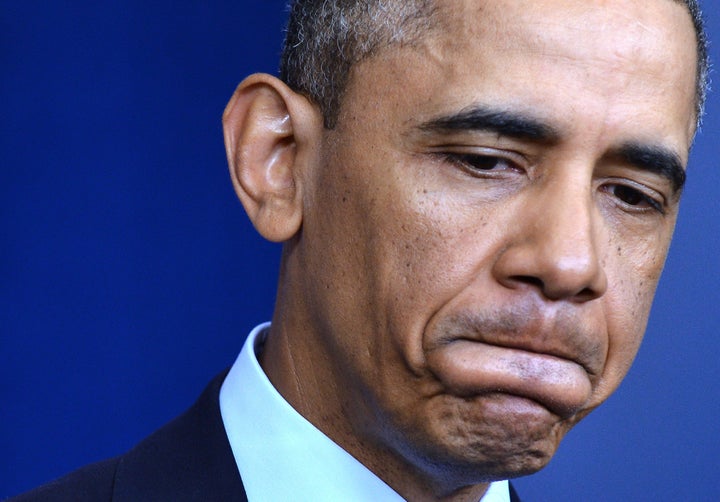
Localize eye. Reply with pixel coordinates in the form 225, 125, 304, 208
441, 152, 522, 175
605, 183, 665, 214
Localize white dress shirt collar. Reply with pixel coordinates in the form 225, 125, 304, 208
219, 322, 510, 502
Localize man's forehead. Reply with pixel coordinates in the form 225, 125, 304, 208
362, 0, 698, 133
336, 0, 697, 159
365, 0, 697, 87
425, 0, 697, 86
428, 0, 695, 41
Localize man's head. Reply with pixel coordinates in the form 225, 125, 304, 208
224, 0, 703, 498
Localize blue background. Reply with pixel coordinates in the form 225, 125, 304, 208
2, 2, 718, 500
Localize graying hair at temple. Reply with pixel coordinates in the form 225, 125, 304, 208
279, 0, 710, 130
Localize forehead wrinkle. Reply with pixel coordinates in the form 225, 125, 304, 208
509, 20, 673, 76
432, 0, 693, 71
434, 1, 693, 123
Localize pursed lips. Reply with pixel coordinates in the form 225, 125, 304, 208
424, 308, 606, 418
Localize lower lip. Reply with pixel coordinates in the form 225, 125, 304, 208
426, 340, 593, 418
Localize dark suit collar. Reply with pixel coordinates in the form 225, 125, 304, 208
112, 371, 248, 501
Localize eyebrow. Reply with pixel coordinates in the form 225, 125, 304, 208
418, 105, 561, 143
418, 105, 687, 193
611, 142, 686, 193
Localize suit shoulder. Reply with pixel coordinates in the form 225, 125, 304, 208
7, 372, 244, 502
110, 371, 246, 501
5, 457, 119, 502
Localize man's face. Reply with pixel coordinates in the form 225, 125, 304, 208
295, 0, 697, 486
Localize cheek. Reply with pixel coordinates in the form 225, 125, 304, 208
368, 187, 514, 377
595, 231, 671, 395
299, 150, 485, 376
383, 203, 483, 303
372, 182, 469, 275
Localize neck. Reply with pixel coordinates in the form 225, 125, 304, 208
260, 309, 492, 502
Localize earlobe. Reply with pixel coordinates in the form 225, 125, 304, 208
223, 73, 322, 242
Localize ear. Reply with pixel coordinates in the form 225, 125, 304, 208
223, 73, 323, 242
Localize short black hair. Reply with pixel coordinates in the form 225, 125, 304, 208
280, 0, 436, 128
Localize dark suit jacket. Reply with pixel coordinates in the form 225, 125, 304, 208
9, 372, 521, 501
9, 372, 246, 502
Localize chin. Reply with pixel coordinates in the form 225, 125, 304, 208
406, 393, 572, 482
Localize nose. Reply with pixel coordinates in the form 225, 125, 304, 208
492, 174, 608, 302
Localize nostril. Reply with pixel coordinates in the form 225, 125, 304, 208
574, 287, 598, 303
508, 275, 600, 302
510, 275, 545, 290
